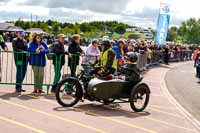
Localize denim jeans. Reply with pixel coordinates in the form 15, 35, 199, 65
83, 66, 92, 75
16, 64, 28, 90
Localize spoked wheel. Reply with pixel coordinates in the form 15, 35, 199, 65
55, 78, 82, 107
130, 84, 150, 112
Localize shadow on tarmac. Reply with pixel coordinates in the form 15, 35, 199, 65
0, 92, 34, 100
53, 103, 150, 118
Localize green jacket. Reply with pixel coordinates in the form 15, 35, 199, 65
0, 35, 4, 43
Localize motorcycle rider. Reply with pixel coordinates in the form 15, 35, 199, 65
97, 40, 117, 79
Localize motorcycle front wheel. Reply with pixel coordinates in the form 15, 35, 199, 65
55, 78, 82, 107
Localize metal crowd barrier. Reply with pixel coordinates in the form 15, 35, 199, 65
0, 51, 83, 93
137, 50, 193, 70
169, 50, 192, 62
0, 50, 193, 92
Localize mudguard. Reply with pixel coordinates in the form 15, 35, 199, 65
132, 82, 151, 94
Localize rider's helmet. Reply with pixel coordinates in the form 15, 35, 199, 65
124, 52, 138, 63
100, 40, 111, 47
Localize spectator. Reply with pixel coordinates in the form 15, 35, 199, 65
147, 46, 153, 65
123, 40, 129, 53
28, 33, 49, 93
82, 39, 100, 75
0, 33, 8, 81
128, 40, 136, 52
137, 41, 147, 70
50, 34, 68, 93
0, 33, 8, 51
68, 34, 84, 77
193, 47, 199, 67
12, 31, 28, 93
163, 45, 170, 65
113, 40, 125, 67
196, 53, 200, 82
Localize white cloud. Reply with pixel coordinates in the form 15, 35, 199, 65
0, 0, 200, 28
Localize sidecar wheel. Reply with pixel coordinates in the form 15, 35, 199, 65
56, 78, 82, 107
130, 84, 150, 112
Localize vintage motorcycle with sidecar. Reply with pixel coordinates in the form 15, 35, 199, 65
55, 63, 151, 112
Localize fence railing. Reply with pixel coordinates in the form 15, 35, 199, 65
137, 50, 193, 70
0, 50, 193, 93
0, 51, 95, 90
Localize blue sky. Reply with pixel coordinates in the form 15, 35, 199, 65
0, 0, 199, 28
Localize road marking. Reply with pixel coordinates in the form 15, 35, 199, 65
103, 106, 197, 132
25, 95, 194, 131
0, 116, 47, 133
160, 65, 200, 132
25, 94, 157, 133
150, 94, 165, 97
144, 80, 161, 83
0, 99, 107, 133
84, 100, 196, 132
26, 94, 195, 132
148, 107, 183, 119
74, 107, 157, 133
150, 105, 176, 110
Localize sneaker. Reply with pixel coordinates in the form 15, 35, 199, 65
21, 89, 26, 92
38, 90, 45, 93
51, 87, 56, 93
15, 90, 22, 93
16, 89, 26, 93
32, 90, 38, 93
51, 89, 56, 93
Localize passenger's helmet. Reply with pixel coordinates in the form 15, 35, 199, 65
124, 52, 138, 63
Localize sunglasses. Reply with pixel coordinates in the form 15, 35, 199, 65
36, 36, 41, 39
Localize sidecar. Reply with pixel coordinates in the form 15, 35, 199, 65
85, 78, 150, 112
87, 78, 133, 99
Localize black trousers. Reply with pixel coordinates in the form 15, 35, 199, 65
53, 64, 63, 85
164, 54, 169, 65
69, 63, 77, 77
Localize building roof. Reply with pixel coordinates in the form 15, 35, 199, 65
0, 23, 15, 31
7, 26, 24, 32
25, 28, 45, 34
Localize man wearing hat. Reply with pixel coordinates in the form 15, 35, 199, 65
0, 33, 8, 81
50, 34, 69, 93
12, 31, 28, 92
98, 40, 117, 79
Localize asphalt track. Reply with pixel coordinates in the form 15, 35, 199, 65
166, 61, 200, 124
0, 44, 198, 133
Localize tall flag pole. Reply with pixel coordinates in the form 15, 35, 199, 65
155, 3, 171, 45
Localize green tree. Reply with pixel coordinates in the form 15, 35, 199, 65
128, 34, 140, 39
40, 22, 49, 32
52, 22, 60, 35
167, 26, 178, 42
114, 24, 126, 34
178, 18, 200, 44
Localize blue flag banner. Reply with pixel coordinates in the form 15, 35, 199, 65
155, 3, 171, 45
